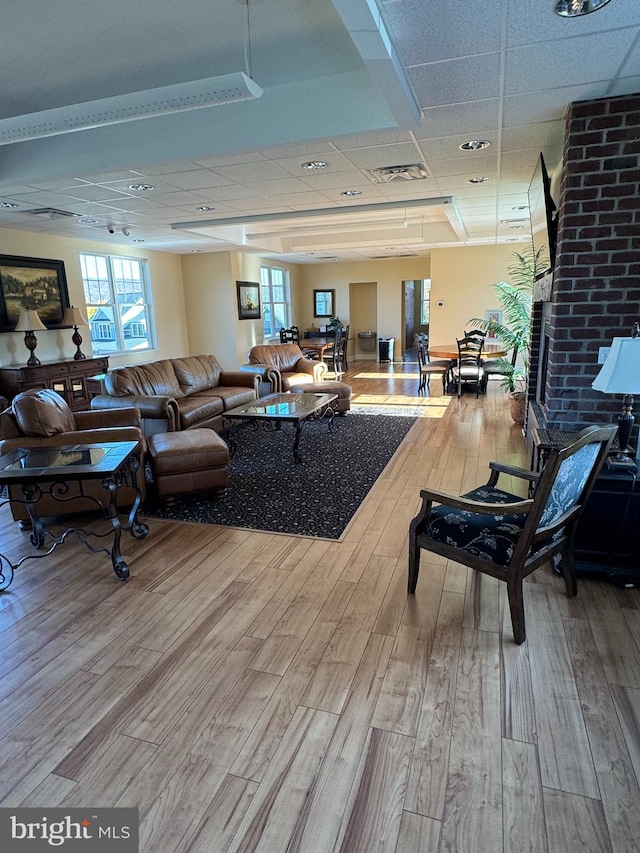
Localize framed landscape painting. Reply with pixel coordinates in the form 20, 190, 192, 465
0, 254, 70, 331
236, 280, 261, 320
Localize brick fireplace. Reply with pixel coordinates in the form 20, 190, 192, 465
528, 92, 640, 440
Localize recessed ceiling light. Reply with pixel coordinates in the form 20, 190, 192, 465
133, 238, 145, 242
0, 201, 18, 208
191, 249, 202, 253
553, 0, 613, 17
197, 205, 215, 211
512, 205, 527, 210
341, 189, 362, 197
468, 176, 489, 184
128, 183, 154, 191
302, 161, 327, 170
459, 140, 491, 151
78, 217, 98, 224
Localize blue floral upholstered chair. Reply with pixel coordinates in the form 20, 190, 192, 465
408, 425, 616, 644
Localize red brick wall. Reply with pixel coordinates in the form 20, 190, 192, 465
541, 93, 640, 431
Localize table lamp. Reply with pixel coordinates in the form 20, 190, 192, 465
62, 306, 90, 360
592, 331, 640, 463
13, 309, 47, 366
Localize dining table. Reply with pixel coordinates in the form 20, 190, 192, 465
428, 342, 507, 360
298, 337, 335, 359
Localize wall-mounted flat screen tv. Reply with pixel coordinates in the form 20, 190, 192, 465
528, 153, 558, 280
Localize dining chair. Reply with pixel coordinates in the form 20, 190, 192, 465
482, 345, 519, 391
452, 335, 485, 397
279, 326, 301, 345
322, 326, 347, 376
408, 425, 617, 644
416, 336, 452, 395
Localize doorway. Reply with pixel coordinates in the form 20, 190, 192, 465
349, 281, 377, 359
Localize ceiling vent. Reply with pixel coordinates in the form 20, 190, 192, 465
24, 207, 80, 220
367, 163, 429, 183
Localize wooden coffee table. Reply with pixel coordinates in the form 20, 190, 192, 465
224, 391, 338, 463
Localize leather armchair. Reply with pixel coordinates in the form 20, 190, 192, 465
242, 343, 327, 392
0, 389, 145, 525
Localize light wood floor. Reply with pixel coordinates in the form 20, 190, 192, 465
1, 356, 640, 853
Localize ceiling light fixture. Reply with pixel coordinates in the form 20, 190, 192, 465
342, 190, 362, 197
197, 205, 215, 211
302, 161, 328, 170
128, 183, 154, 192
0, 73, 264, 146
459, 140, 491, 151
0, 201, 18, 208
0, 3, 262, 146
78, 218, 98, 224
553, 0, 613, 16
133, 238, 145, 243
468, 177, 489, 183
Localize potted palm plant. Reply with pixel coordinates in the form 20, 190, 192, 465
468, 247, 545, 424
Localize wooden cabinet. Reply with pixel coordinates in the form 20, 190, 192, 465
0, 357, 109, 411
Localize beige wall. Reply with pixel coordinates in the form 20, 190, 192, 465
0, 225, 522, 374
179, 251, 304, 368
429, 244, 517, 344
0, 226, 188, 368
299, 258, 431, 357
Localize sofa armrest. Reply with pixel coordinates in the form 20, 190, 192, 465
295, 358, 328, 382
218, 370, 260, 392
74, 408, 142, 431
91, 394, 179, 430
240, 363, 279, 393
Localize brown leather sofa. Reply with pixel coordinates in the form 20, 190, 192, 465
242, 343, 327, 392
0, 389, 145, 525
90, 354, 261, 438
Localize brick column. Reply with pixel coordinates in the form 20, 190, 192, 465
542, 93, 640, 431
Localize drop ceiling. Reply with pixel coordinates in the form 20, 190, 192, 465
1, 0, 639, 262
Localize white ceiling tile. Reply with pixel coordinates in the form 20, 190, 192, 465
382, 0, 502, 65
417, 100, 500, 139
409, 53, 502, 109
505, 0, 640, 48
505, 30, 638, 96
340, 142, 423, 169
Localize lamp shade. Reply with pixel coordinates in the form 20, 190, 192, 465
592, 337, 640, 394
62, 306, 89, 327
13, 309, 46, 332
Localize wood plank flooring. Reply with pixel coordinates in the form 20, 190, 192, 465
1, 356, 639, 852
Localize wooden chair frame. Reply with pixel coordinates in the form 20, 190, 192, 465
408, 425, 617, 643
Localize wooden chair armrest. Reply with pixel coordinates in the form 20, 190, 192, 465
418, 487, 532, 515
488, 461, 540, 482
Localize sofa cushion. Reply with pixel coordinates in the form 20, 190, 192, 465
105, 360, 184, 398
214, 386, 257, 410
176, 394, 224, 430
12, 389, 76, 437
248, 344, 303, 373
172, 354, 223, 396
281, 372, 317, 391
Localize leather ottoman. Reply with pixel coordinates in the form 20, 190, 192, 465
288, 381, 352, 413
147, 428, 229, 505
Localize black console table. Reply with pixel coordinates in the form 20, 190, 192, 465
573, 462, 640, 587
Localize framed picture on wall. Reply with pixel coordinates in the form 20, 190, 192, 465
236, 280, 261, 320
0, 254, 70, 331
485, 309, 503, 339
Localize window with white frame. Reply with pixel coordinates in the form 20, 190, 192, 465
79, 253, 155, 355
420, 279, 431, 327
260, 265, 291, 338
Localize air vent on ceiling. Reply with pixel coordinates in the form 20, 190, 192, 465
24, 207, 80, 220
367, 163, 429, 183
369, 251, 418, 259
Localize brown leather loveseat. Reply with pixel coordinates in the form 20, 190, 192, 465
242, 343, 327, 392
0, 388, 145, 525
91, 354, 260, 438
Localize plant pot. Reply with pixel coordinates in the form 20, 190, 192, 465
508, 391, 526, 425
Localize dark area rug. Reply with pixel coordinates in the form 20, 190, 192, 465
143, 413, 416, 539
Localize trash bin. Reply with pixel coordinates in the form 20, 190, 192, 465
378, 337, 395, 363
